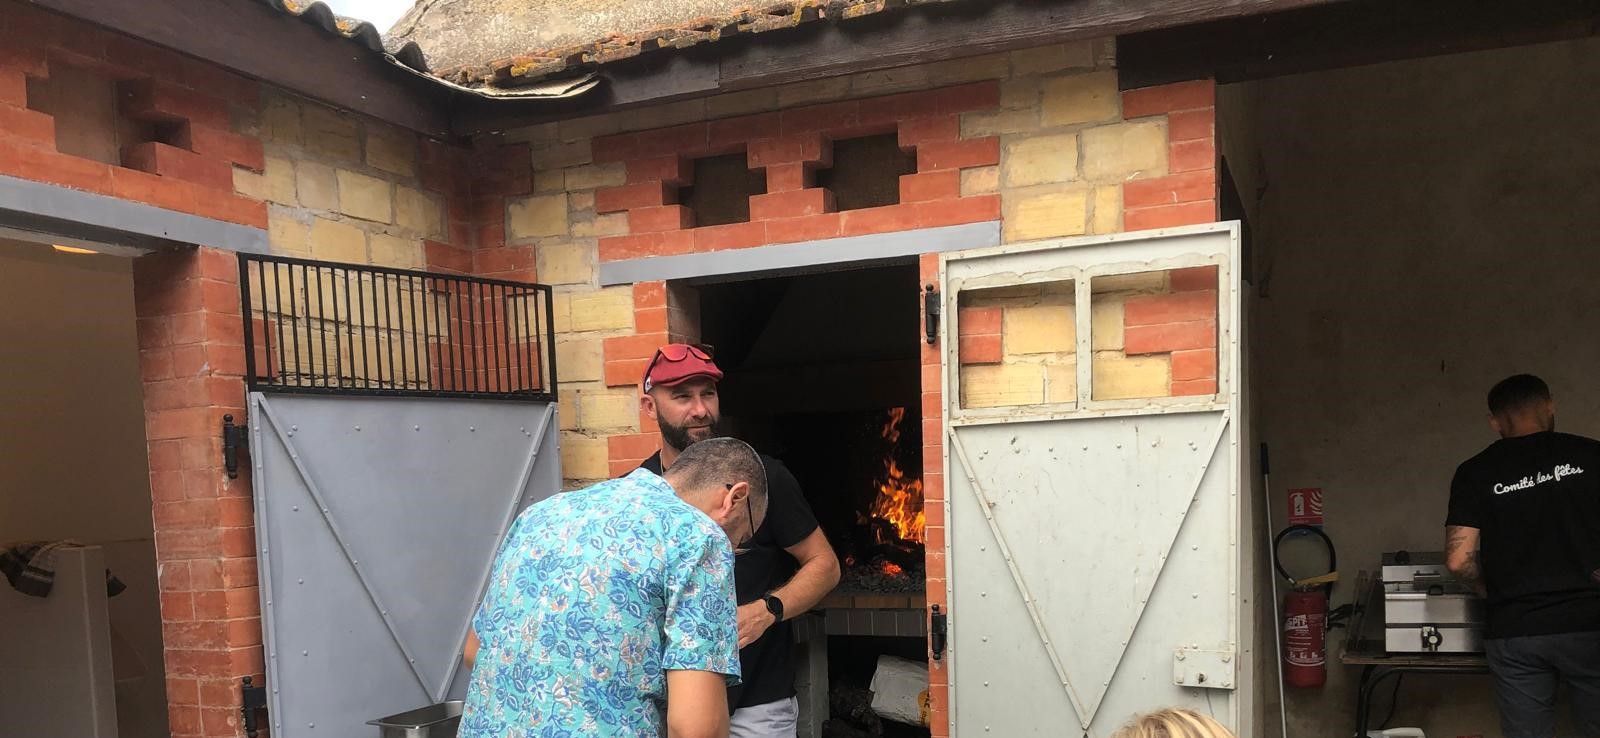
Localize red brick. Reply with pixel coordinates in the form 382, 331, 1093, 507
596, 182, 674, 213
710, 112, 780, 143
200, 706, 238, 736
750, 188, 833, 219
916, 194, 999, 227
0, 71, 26, 107
150, 470, 185, 502
225, 617, 263, 648
592, 133, 640, 163
747, 134, 828, 168
1124, 201, 1216, 231
167, 704, 202, 736
1168, 108, 1216, 142
149, 440, 184, 472
598, 230, 694, 261
1124, 291, 1216, 327
604, 333, 671, 363
198, 679, 236, 708
916, 137, 999, 171
861, 82, 1000, 124
1169, 138, 1216, 173
782, 100, 859, 135
1121, 79, 1217, 118
1123, 170, 1217, 208
147, 407, 212, 441
921, 389, 943, 420
119, 78, 231, 130
898, 116, 961, 148
1172, 378, 1218, 396
168, 677, 201, 706
636, 122, 709, 158
765, 162, 812, 192
1124, 320, 1216, 354
190, 559, 224, 590
608, 433, 663, 460
766, 213, 842, 244
1171, 349, 1217, 382
609, 459, 645, 477
180, 60, 261, 110
635, 307, 669, 333
425, 240, 473, 274
958, 335, 1001, 364
221, 558, 257, 589
958, 306, 1001, 336
1170, 265, 1219, 292
626, 155, 692, 185
163, 620, 228, 650
220, 527, 256, 558
185, 126, 266, 172
605, 358, 652, 388
122, 142, 235, 190
840, 204, 919, 236
158, 528, 222, 560
218, 497, 254, 528
899, 170, 960, 203
693, 221, 767, 251
474, 246, 535, 274
0, 103, 54, 144
160, 591, 196, 620
104, 35, 188, 83
0, 139, 115, 192
159, 560, 193, 592
629, 204, 695, 233
633, 281, 667, 309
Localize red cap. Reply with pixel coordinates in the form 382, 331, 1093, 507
642, 344, 723, 392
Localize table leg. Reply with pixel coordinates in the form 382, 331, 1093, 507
1353, 665, 1376, 737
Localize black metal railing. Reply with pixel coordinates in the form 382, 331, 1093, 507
239, 254, 556, 400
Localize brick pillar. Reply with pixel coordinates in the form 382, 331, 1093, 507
919, 252, 951, 737
133, 246, 263, 738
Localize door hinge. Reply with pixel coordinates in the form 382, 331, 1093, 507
241, 676, 267, 737
930, 604, 948, 661
923, 284, 940, 345
223, 414, 249, 479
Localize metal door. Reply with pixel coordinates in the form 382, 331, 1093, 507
941, 223, 1247, 737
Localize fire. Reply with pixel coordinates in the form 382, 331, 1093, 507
869, 408, 925, 545
880, 561, 905, 576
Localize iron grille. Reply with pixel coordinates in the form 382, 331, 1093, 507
239, 254, 556, 400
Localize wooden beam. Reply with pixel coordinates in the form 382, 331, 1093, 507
26, 0, 454, 138
1117, 0, 1600, 89
453, 54, 721, 137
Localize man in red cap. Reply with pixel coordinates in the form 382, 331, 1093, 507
635, 343, 842, 738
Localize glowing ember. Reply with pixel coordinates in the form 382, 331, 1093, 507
879, 561, 905, 576
869, 408, 925, 545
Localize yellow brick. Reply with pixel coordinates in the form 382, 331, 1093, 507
999, 78, 1039, 110
850, 66, 930, 96
539, 242, 594, 286
508, 194, 569, 239
1082, 120, 1168, 182
963, 109, 1038, 138
296, 160, 338, 212
924, 53, 1010, 84
260, 95, 302, 145
568, 287, 634, 332
1011, 41, 1096, 76
531, 141, 592, 170
778, 77, 850, 107
395, 185, 444, 238
336, 170, 393, 223
961, 363, 1046, 408
369, 233, 422, 269
1005, 304, 1075, 354
570, 191, 595, 211
501, 121, 560, 146
534, 170, 565, 193
961, 166, 999, 196
1090, 296, 1124, 351
579, 389, 640, 431
596, 213, 629, 237
1094, 271, 1168, 294
1092, 353, 1171, 400
233, 166, 268, 201
557, 115, 621, 143
564, 164, 625, 191
309, 218, 367, 263
551, 291, 573, 333
1005, 187, 1089, 242
557, 390, 580, 430
1091, 184, 1121, 234
625, 99, 706, 133
1003, 133, 1079, 187
1045, 359, 1079, 404
262, 156, 296, 205
1042, 71, 1120, 127
301, 104, 360, 162
556, 338, 603, 382
560, 433, 609, 480
267, 209, 310, 256
365, 124, 416, 177
707, 88, 779, 118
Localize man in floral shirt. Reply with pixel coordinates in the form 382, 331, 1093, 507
460, 437, 769, 738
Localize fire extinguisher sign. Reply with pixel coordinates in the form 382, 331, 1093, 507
1288, 488, 1323, 527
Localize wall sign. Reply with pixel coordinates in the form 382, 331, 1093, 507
1288, 488, 1324, 527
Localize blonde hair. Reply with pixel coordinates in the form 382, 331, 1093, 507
1109, 708, 1236, 738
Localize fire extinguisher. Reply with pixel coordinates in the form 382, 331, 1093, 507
1274, 524, 1337, 689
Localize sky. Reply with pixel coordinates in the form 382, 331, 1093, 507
319, 0, 414, 32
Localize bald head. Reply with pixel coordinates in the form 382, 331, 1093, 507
662, 437, 769, 548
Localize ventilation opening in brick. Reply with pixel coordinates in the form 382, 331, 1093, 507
25, 65, 193, 169
816, 134, 917, 211
679, 153, 766, 227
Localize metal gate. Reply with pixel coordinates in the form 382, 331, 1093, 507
941, 223, 1247, 737
238, 255, 562, 737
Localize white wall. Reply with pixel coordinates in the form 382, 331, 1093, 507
0, 239, 169, 738
1223, 36, 1600, 738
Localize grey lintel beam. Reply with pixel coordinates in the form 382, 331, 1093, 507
0, 173, 269, 253
27, 0, 453, 139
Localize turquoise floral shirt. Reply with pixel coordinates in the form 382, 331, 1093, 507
460, 470, 740, 738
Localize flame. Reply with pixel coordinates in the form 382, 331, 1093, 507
869, 408, 925, 544
880, 561, 905, 576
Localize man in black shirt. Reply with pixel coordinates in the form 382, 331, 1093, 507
1446, 374, 1600, 738
634, 343, 841, 737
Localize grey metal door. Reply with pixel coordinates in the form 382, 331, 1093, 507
249, 393, 560, 736
941, 224, 1249, 736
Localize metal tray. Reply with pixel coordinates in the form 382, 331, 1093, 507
368, 701, 463, 738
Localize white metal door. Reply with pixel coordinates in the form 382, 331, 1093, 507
942, 223, 1247, 737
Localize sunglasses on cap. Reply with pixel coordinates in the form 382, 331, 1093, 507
641, 343, 717, 391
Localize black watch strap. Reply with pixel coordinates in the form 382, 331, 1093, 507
762, 593, 784, 620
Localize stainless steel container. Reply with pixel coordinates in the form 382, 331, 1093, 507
368, 701, 463, 738
1380, 550, 1486, 654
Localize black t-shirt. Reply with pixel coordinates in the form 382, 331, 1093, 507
639, 450, 820, 709
1446, 431, 1600, 638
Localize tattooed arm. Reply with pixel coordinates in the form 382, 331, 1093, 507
1445, 525, 1487, 597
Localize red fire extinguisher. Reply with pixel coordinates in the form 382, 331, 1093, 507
1274, 524, 1336, 689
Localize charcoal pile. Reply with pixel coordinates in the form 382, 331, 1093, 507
822, 686, 883, 738
837, 559, 926, 594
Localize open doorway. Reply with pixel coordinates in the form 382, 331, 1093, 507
0, 238, 169, 738
688, 261, 932, 737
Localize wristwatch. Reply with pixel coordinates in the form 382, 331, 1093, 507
761, 593, 785, 621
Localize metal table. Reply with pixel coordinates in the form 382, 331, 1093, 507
1338, 571, 1489, 737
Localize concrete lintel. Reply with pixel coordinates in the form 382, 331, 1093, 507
598, 221, 1001, 286
0, 174, 268, 254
